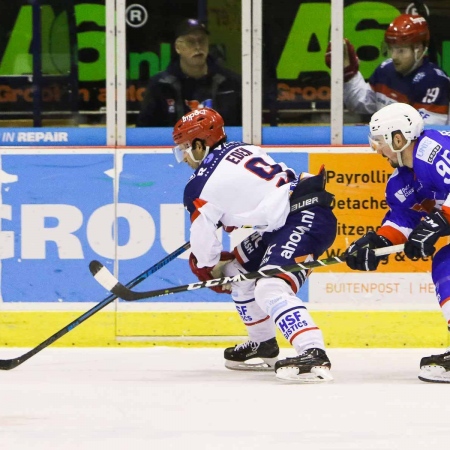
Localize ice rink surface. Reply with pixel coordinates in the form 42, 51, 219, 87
0, 347, 449, 450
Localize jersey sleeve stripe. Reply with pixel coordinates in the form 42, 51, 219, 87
377, 225, 407, 245
442, 205, 450, 223
191, 198, 207, 223
412, 102, 449, 114
371, 83, 409, 103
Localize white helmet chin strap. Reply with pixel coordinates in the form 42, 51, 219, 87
404, 46, 427, 75
388, 138, 411, 167
186, 145, 210, 163
396, 150, 404, 167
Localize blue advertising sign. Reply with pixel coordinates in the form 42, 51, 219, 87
0, 152, 114, 301
0, 128, 106, 146
0, 148, 310, 303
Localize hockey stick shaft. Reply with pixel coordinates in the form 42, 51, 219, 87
0, 242, 191, 370
90, 244, 405, 302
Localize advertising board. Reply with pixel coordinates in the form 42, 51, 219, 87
309, 153, 446, 307
0, 145, 440, 310
1, 143, 445, 347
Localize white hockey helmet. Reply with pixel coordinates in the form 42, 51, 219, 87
369, 103, 424, 162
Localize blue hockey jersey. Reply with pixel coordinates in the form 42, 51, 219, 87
344, 58, 450, 125
379, 130, 450, 243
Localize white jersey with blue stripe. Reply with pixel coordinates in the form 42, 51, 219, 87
183, 141, 298, 267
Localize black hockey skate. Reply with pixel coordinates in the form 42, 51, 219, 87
224, 337, 279, 371
275, 348, 333, 383
418, 349, 450, 383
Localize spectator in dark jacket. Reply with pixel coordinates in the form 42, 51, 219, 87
136, 18, 242, 127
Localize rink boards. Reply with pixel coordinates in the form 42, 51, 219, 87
0, 145, 446, 348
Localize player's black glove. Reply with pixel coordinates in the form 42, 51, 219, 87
345, 231, 392, 271
404, 211, 450, 259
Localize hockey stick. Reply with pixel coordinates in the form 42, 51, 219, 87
90, 244, 405, 301
413, 0, 438, 64
0, 241, 191, 370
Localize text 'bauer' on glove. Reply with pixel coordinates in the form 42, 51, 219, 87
404, 211, 450, 259
188, 251, 235, 294
325, 38, 359, 82
345, 231, 392, 271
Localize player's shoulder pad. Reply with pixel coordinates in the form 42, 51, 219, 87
433, 67, 448, 78
379, 58, 393, 69
415, 135, 442, 165
370, 59, 394, 83
408, 61, 447, 86
386, 168, 416, 205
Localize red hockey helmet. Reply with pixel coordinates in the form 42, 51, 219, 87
173, 107, 225, 149
384, 14, 430, 47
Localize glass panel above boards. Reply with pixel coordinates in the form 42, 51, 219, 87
126, 0, 243, 130
0, 0, 107, 128
261, 0, 450, 128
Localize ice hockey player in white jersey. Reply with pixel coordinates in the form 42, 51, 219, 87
345, 102, 450, 383
172, 107, 337, 382
326, 14, 450, 125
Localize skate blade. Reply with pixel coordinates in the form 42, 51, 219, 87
275, 366, 333, 383
418, 365, 450, 383
225, 357, 277, 372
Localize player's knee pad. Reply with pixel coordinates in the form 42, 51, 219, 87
255, 277, 321, 348
432, 245, 450, 305
254, 277, 297, 316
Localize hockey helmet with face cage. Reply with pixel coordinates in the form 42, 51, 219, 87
384, 14, 430, 47
172, 107, 226, 163
369, 103, 424, 156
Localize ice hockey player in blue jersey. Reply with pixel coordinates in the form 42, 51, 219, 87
345, 102, 450, 383
172, 107, 338, 383
326, 14, 450, 125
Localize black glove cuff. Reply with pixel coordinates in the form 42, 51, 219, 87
429, 211, 450, 237
376, 235, 392, 248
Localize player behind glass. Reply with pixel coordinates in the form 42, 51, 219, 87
325, 14, 450, 125
172, 107, 337, 383
345, 102, 450, 383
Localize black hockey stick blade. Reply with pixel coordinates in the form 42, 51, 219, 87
90, 244, 404, 302
89, 260, 137, 301
0, 242, 191, 370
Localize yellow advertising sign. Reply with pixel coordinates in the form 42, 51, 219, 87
310, 153, 443, 273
